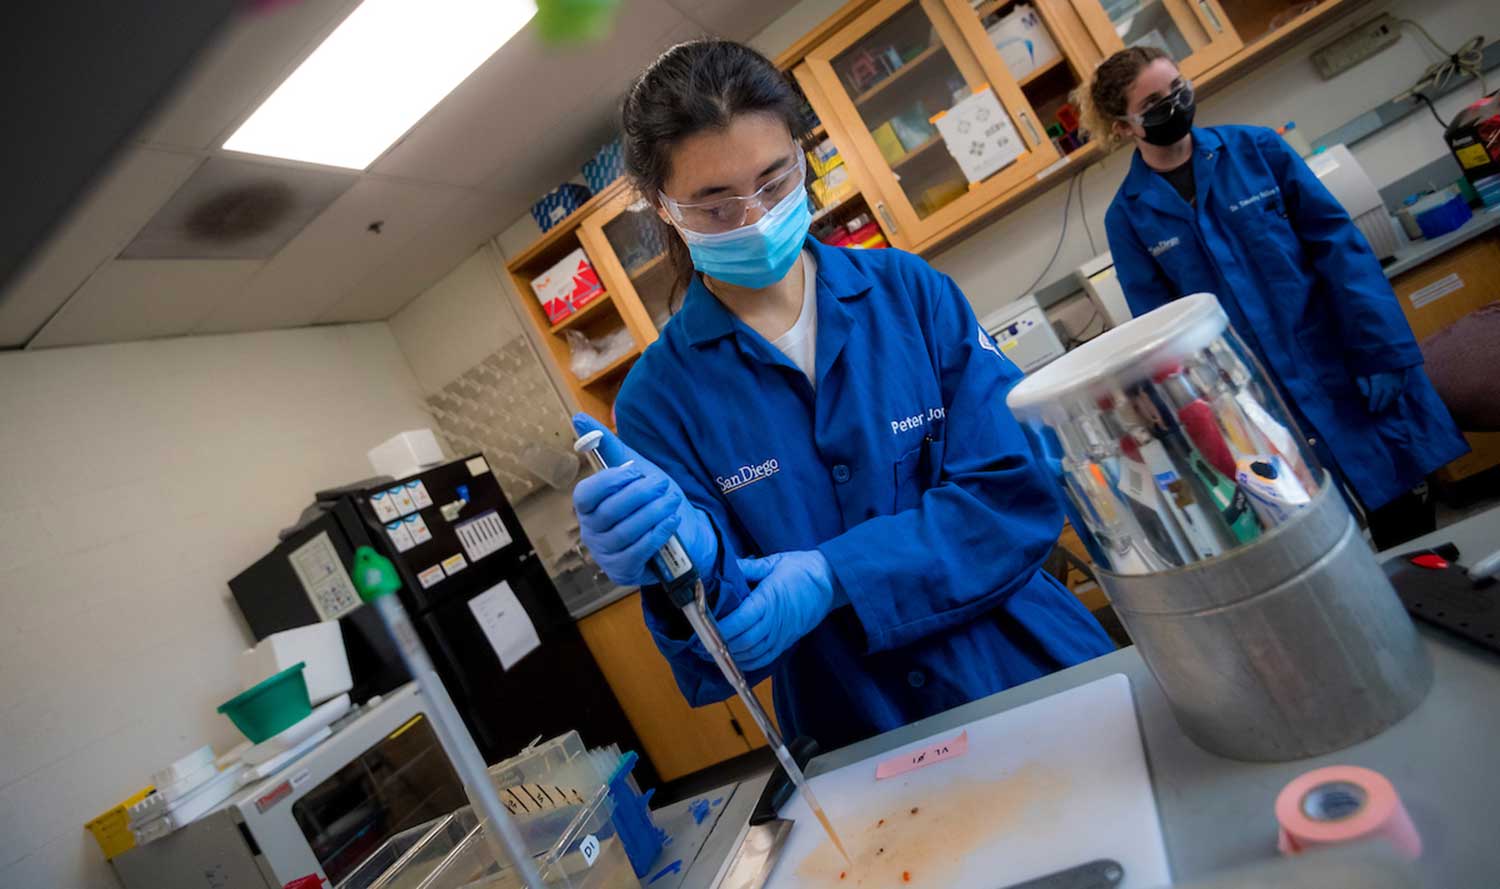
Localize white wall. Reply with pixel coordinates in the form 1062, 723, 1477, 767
930, 0, 1493, 318
0, 324, 434, 889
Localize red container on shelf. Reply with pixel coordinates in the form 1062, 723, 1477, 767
530, 247, 604, 324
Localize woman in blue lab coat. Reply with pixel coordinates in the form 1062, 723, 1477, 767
1083, 47, 1468, 548
571, 40, 1112, 751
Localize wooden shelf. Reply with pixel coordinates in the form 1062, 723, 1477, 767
810, 122, 828, 139
578, 348, 641, 388
624, 253, 669, 280
972, 0, 1015, 19
507, 180, 628, 272
891, 134, 946, 170
811, 188, 865, 223
548, 292, 615, 333
1018, 55, 1067, 89
852, 44, 943, 105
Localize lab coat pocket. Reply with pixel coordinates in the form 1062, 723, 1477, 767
893, 445, 924, 513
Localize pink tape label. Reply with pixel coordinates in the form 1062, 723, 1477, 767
875, 730, 968, 780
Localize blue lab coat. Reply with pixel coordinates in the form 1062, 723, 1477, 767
1104, 126, 1468, 510
614, 237, 1113, 750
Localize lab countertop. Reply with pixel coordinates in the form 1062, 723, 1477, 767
680, 505, 1500, 887
1383, 203, 1500, 278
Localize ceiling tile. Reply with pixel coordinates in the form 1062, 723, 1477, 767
317, 190, 511, 323
194, 177, 468, 334
138, 0, 357, 151
121, 157, 356, 259
0, 147, 201, 348
29, 260, 263, 349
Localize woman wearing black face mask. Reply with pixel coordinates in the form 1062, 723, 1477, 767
1079, 47, 1467, 549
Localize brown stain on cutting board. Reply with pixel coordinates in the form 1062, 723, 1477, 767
795, 764, 1066, 888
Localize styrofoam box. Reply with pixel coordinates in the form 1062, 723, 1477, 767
238, 621, 352, 706
369, 428, 445, 479
986, 3, 1059, 80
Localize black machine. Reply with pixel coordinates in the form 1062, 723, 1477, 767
229, 454, 658, 786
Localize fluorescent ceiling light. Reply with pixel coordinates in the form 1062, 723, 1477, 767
225, 0, 536, 169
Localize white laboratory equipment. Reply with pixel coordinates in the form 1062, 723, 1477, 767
1075, 252, 1134, 329
980, 295, 1066, 372
1306, 144, 1399, 260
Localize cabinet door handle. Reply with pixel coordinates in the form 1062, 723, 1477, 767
1198, 0, 1224, 32
876, 201, 900, 235
1019, 111, 1041, 145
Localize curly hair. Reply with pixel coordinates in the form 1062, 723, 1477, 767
1074, 46, 1171, 152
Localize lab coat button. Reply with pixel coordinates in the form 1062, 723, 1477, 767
907, 670, 926, 688
1309, 437, 1318, 446
832, 464, 851, 483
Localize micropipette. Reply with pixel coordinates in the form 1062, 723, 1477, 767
575, 430, 851, 864
350, 547, 547, 889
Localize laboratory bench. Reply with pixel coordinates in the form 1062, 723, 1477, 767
652, 504, 1500, 887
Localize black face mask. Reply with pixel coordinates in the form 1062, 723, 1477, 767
1141, 100, 1195, 147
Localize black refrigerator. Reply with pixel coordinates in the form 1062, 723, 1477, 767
229, 454, 657, 787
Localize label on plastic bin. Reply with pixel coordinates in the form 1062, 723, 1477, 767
405, 513, 432, 545
417, 564, 446, 589
580, 834, 601, 867
390, 485, 417, 515
386, 519, 416, 552
407, 479, 433, 509
369, 490, 399, 523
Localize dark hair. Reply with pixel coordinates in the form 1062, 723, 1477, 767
1076, 45, 1171, 151
621, 39, 809, 300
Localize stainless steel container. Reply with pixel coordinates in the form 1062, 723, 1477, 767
1008, 294, 1431, 761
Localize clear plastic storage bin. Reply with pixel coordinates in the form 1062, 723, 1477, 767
337, 811, 479, 889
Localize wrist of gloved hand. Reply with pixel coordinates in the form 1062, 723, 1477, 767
718, 550, 837, 671
1356, 370, 1407, 415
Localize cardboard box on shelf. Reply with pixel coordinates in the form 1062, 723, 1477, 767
530, 248, 604, 324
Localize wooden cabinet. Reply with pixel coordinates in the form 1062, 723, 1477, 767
799, 0, 1062, 250
503, 182, 658, 427
1388, 233, 1500, 484
1071, 0, 1241, 80
577, 592, 778, 782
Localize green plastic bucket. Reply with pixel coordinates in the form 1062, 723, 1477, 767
217, 663, 311, 743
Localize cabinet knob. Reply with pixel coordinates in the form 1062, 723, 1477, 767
1019, 111, 1042, 146
875, 201, 900, 235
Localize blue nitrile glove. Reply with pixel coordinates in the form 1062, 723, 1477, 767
719, 551, 838, 671
571, 414, 717, 588
1356, 370, 1407, 414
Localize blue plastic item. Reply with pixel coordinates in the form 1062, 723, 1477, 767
530, 183, 594, 233
608, 751, 666, 877
1413, 191, 1472, 239
582, 138, 624, 194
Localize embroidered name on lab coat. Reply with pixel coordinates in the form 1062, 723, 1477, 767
891, 406, 945, 435
1228, 187, 1280, 212
716, 458, 781, 494
1150, 236, 1181, 257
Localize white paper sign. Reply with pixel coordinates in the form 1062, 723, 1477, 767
467, 581, 541, 670
385, 519, 416, 552
288, 531, 360, 621
407, 480, 434, 509
455, 510, 512, 563
390, 485, 417, 516
405, 513, 433, 544
932, 87, 1024, 185
369, 491, 400, 523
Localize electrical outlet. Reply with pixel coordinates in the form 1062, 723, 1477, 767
1312, 14, 1401, 79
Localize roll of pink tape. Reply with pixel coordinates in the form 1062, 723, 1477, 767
1275, 765, 1421, 860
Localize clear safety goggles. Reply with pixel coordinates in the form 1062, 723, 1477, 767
1124, 79, 1194, 128
659, 151, 806, 235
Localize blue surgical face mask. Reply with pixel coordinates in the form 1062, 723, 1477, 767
678, 185, 812, 290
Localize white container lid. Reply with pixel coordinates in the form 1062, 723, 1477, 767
1007, 292, 1228, 417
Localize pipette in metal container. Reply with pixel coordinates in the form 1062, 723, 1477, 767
350, 547, 547, 889
574, 430, 851, 864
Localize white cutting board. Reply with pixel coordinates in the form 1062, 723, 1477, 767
763, 673, 1170, 889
